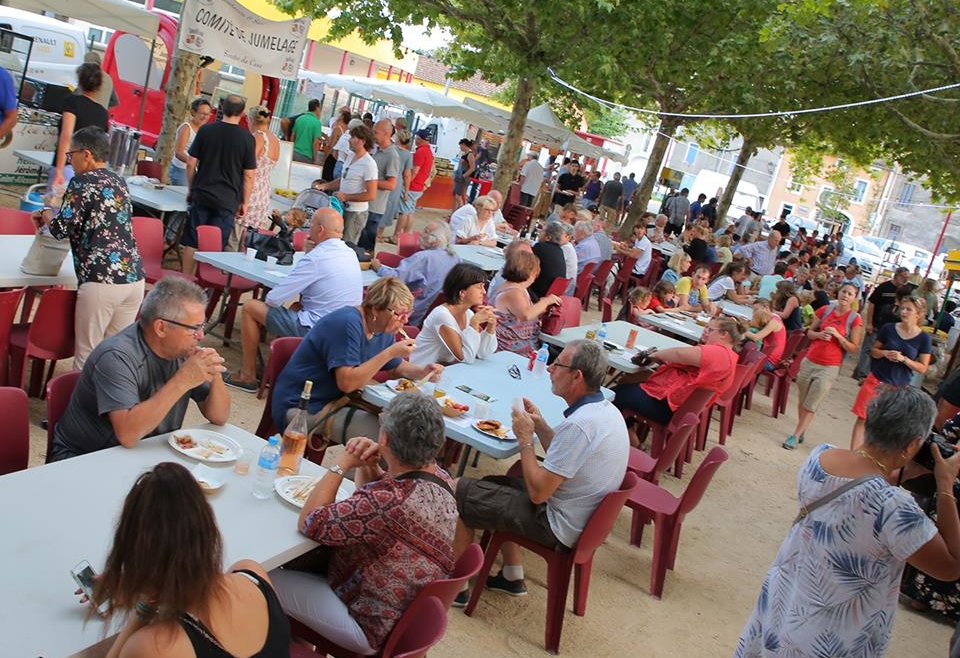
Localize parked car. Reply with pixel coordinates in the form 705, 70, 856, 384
839, 236, 885, 276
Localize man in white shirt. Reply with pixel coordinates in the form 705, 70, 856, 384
614, 222, 652, 276
226, 208, 363, 392
738, 230, 781, 276
518, 152, 544, 207
318, 124, 378, 244
450, 195, 498, 246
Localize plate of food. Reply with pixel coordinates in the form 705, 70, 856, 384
274, 475, 353, 508
440, 397, 470, 418
473, 419, 515, 441
387, 378, 420, 393
167, 429, 240, 463
191, 463, 225, 494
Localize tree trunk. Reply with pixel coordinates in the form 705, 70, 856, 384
716, 136, 757, 224
621, 117, 680, 236
155, 49, 202, 184
493, 75, 536, 195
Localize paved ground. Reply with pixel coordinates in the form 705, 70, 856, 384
2, 183, 953, 658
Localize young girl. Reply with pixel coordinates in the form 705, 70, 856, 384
715, 234, 734, 265
650, 280, 677, 312
617, 286, 656, 323
744, 299, 787, 370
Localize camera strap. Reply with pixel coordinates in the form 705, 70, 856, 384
793, 475, 883, 525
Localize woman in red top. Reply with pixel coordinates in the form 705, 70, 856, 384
783, 282, 863, 450
613, 317, 741, 440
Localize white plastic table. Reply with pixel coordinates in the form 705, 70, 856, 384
539, 320, 687, 375
13, 148, 53, 168
0, 422, 351, 658
361, 351, 613, 475
637, 312, 705, 343
719, 301, 753, 320
452, 244, 505, 272
0, 234, 77, 287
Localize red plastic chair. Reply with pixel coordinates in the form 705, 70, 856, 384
601, 296, 613, 323
0, 288, 25, 386
254, 337, 303, 436
608, 256, 637, 304
290, 595, 447, 658
627, 413, 699, 486
625, 446, 729, 598
397, 232, 422, 258
585, 259, 615, 311
293, 230, 309, 251
573, 262, 597, 303
135, 159, 163, 179
289, 544, 482, 657
696, 363, 755, 451
750, 329, 807, 413
132, 216, 196, 285
768, 350, 809, 419
544, 277, 570, 299
45, 370, 81, 464
624, 387, 714, 478
0, 208, 38, 235
195, 225, 258, 344
0, 387, 29, 475
374, 251, 403, 269
465, 472, 640, 654
9, 288, 77, 397
554, 295, 582, 332
415, 293, 447, 330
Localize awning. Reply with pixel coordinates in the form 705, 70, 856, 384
8, 0, 160, 39
298, 72, 503, 129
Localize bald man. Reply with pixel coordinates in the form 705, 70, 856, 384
226, 208, 364, 392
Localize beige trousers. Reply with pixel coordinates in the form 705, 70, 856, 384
75, 279, 145, 369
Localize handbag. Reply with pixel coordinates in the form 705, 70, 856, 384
245, 228, 294, 266
540, 301, 565, 335
20, 230, 70, 276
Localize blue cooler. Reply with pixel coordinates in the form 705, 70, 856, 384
19, 184, 46, 212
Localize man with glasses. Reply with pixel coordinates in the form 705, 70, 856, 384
453, 340, 629, 602
49, 277, 230, 461
226, 208, 362, 392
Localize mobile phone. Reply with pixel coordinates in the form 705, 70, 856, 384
71, 560, 108, 615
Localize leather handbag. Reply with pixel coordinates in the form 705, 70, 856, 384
540, 301, 565, 335
20, 230, 70, 276
245, 229, 294, 266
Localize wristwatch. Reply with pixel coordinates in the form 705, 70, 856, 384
329, 464, 345, 476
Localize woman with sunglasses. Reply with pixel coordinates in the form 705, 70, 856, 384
849, 295, 931, 449
168, 98, 212, 186
271, 277, 443, 446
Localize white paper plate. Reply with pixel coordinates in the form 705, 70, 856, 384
167, 429, 240, 463
191, 463, 225, 493
274, 475, 354, 508
472, 421, 516, 441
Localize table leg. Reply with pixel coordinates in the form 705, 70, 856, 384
455, 445, 473, 477
203, 271, 234, 338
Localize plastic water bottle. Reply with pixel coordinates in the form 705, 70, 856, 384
252, 435, 281, 499
533, 344, 550, 377
597, 323, 608, 344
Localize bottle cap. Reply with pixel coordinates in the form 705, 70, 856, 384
268, 434, 280, 445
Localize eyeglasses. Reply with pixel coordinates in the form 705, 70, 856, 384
551, 361, 579, 373
65, 149, 87, 163
388, 308, 410, 320
161, 317, 205, 337
508, 364, 521, 380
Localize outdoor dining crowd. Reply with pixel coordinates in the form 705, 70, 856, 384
11, 88, 960, 658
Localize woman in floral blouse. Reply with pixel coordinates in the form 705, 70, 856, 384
270, 393, 458, 654
33, 126, 144, 368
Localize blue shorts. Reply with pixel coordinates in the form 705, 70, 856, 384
401, 190, 422, 214
265, 306, 311, 338
168, 165, 187, 186
181, 203, 236, 249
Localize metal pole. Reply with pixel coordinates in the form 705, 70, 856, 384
925, 209, 953, 280
136, 38, 157, 132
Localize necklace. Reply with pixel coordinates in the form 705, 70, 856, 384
855, 448, 889, 475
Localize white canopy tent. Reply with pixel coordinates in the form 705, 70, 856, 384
298, 72, 505, 130
8, 0, 159, 39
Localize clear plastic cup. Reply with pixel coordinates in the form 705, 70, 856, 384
266, 255, 278, 268
234, 448, 252, 475
244, 247, 256, 262
475, 400, 489, 420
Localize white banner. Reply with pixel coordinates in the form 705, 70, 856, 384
179, 0, 310, 80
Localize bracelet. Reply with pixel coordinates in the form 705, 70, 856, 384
135, 601, 157, 620
328, 464, 345, 476
520, 442, 536, 452
938, 491, 957, 501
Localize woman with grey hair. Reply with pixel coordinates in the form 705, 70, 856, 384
450, 193, 497, 246
530, 220, 569, 299
271, 392, 458, 654
558, 221, 578, 293
736, 387, 960, 658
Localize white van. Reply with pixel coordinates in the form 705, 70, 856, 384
0, 7, 87, 88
